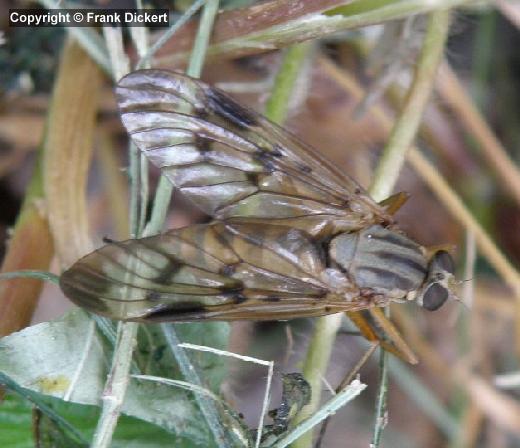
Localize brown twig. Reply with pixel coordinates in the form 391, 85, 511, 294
151, 0, 471, 67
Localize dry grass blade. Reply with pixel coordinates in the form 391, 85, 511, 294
0, 156, 54, 337
454, 367, 520, 437
319, 53, 520, 313
406, 149, 520, 360
436, 62, 520, 207
391, 307, 452, 387
319, 44, 520, 442
369, 10, 450, 447
43, 38, 104, 266
394, 306, 520, 437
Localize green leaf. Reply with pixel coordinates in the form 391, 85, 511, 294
0, 392, 203, 447
0, 394, 33, 448
175, 322, 230, 391
0, 310, 224, 445
135, 322, 229, 392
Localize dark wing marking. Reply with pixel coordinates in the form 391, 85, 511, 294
116, 70, 391, 237
60, 223, 375, 322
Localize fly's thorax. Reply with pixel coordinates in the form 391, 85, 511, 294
329, 225, 429, 297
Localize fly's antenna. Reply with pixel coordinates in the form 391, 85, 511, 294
458, 277, 474, 283
449, 275, 471, 310
450, 291, 470, 310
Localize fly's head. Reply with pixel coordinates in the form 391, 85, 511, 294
414, 250, 457, 311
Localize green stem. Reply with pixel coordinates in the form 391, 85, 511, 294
143, 177, 172, 236
0, 270, 59, 285
265, 42, 314, 125
291, 314, 343, 448
186, 0, 220, 78
242, 41, 344, 448
272, 380, 367, 448
258, 40, 346, 448
128, 143, 141, 237
38, 0, 111, 75
369, 9, 451, 202
138, 1, 233, 445
137, 0, 207, 69
470, 9, 496, 110
369, 9, 450, 448
91, 321, 139, 448
371, 343, 389, 447
144, 0, 220, 237
161, 324, 232, 447
90, 26, 135, 448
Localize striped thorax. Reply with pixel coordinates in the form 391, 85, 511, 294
330, 225, 456, 310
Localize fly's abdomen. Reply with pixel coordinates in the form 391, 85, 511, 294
330, 225, 428, 294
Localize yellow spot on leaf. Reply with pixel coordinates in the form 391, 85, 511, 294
36, 375, 70, 393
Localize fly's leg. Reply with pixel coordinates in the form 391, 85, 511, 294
346, 309, 418, 364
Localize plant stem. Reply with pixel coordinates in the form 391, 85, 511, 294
265, 42, 314, 124
137, 0, 207, 69
370, 9, 450, 448
92, 4, 225, 441
371, 345, 389, 448
161, 325, 232, 447
144, 0, 220, 237
291, 314, 343, 448
128, 143, 142, 238
0, 270, 59, 285
369, 10, 450, 201
161, 0, 473, 67
90, 26, 138, 448
139, 1, 234, 445
186, 0, 220, 77
291, 8, 449, 446
244, 40, 343, 448
38, 0, 111, 75
436, 62, 520, 207
272, 380, 367, 448
91, 321, 138, 448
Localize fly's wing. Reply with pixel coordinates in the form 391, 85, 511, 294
60, 223, 369, 322
116, 70, 391, 237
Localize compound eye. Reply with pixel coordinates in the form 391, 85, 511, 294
421, 282, 449, 311
432, 250, 455, 275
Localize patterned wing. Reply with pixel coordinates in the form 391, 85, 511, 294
59, 223, 373, 322
116, 70, 391, 237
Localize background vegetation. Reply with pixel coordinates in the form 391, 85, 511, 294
1, 1, 520, 447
